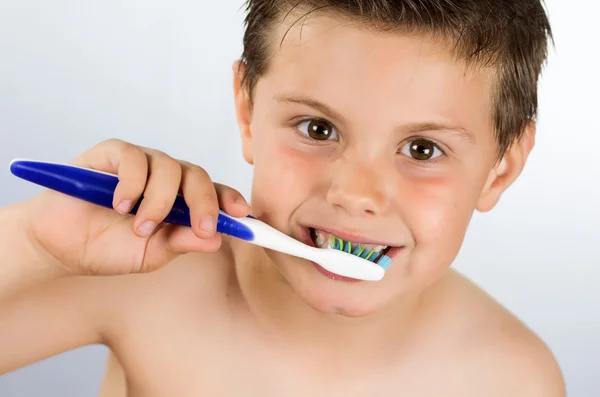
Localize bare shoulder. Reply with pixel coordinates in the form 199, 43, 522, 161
94, 241, 238, 346
435, 271, 565, 397
95, 239, 240, 396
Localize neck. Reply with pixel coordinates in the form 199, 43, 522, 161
231, 240, 426, 363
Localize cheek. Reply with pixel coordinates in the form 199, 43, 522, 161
394, 173, 477, 286
250, 136, 322, 220
400, 171, 477, 251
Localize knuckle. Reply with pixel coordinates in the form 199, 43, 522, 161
145, 147, 166, 156
122, 143, 147, 164
103, 137, 125, 147
153, 154, 182, 177
165, 159, 183, 178
187, 164, 210, 183
101, 138, 129, 157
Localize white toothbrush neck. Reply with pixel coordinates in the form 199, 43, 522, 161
222, 213, 385, 281
234, 216, 318, 260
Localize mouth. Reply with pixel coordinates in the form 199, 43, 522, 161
300, 225, 400, 282
309, 228, 392, 260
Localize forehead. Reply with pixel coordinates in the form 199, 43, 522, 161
256, 12, 494, 136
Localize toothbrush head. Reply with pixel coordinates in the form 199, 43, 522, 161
312, 248, 386, 281
330, 236, 393, 270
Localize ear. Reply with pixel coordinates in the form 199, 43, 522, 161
476, 121, 536, 212
232, 60, 254, 165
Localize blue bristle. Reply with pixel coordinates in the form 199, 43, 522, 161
329, 236, 391, 270
376, 255, 392, 270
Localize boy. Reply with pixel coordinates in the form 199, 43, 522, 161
0, 0, 565, 396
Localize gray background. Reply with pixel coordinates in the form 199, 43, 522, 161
1, 0, 598, 396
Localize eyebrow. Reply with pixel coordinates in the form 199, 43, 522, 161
402, 122, 477, 144
274, 94, 476, 144
274, 94, 346, 124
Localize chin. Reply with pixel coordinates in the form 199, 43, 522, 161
267, 250, 394, 318
304, 289, 386, 318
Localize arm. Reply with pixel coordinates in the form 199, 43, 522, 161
0, 202, 68, 301
98, 350, 127, 397
516, 344, 566, 397
0, 202, 104, 373
476, 319, 566, 397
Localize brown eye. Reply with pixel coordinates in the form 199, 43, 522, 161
399, 138, 443, 161
297, 119, 337, 141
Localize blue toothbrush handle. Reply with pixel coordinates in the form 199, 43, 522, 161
9, 159, 255, 241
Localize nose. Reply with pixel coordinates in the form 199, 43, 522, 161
325, 158, 390, 217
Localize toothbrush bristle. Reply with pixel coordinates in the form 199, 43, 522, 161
376, 255, 392, 270
328, 236, 392, 269
364, 249, 376, 260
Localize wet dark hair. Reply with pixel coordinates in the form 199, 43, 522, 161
239, 0, 553, 157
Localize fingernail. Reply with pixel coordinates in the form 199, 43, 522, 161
137, 221, 156, 237
235, 197, 249, 206
117, 200, 132, 214
200, 217, 215, 232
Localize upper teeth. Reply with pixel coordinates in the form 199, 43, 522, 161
313, 229, 388, 252
314, 230, 327, 247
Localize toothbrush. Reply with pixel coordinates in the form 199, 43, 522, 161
8, 159, 385, 281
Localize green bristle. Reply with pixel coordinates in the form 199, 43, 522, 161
345, 240, 351, 253
353, 246, 364, 256
321, 234, 391, 268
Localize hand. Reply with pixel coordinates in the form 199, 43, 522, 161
24, 138, 251, 275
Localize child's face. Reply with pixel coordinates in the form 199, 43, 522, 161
234, 13, 533, 316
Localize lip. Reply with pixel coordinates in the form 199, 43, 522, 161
302, 224, 398, 247
297, 226, 361, 282
299, 224, 404, 282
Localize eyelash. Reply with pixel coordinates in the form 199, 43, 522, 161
293, 117, 340, 145
293, 117, 447, 162
400, 136, 447, 165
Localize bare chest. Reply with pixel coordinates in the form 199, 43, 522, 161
110, 321, 472, 397
104, 265, 486, 397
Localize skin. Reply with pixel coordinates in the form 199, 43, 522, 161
0, 12, 565, 397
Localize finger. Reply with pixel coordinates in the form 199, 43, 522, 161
142, 225, 223, 271
132, 151, 182, 238
73, 138, 134, 174
72, 139, 149, 215
179, 161, 220, 239
213, 183, 251, 217
111, 145, 150, 214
